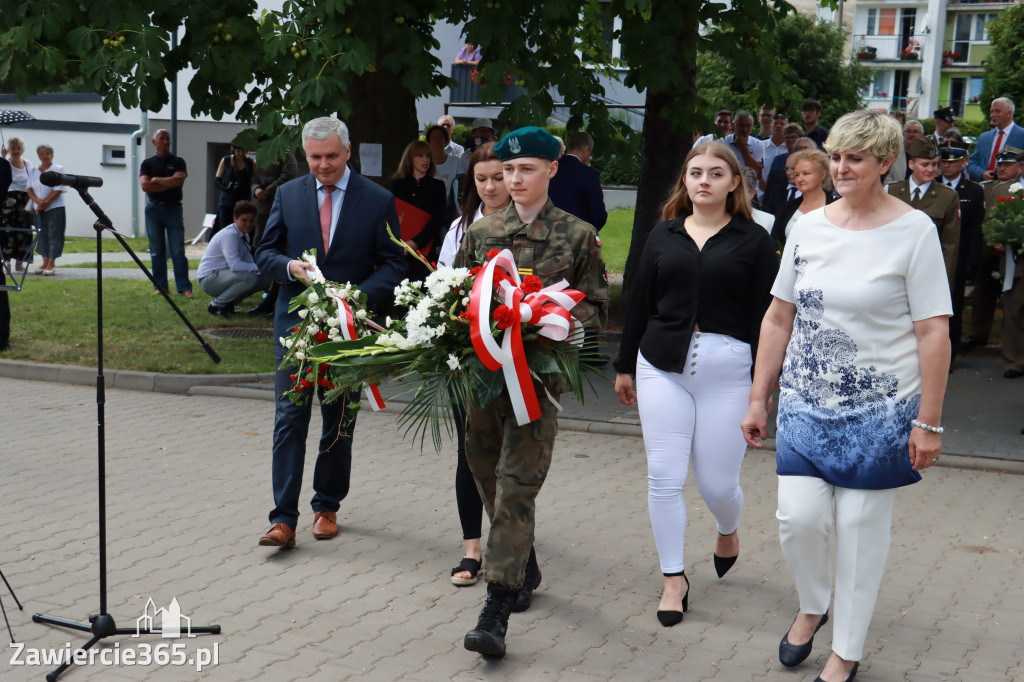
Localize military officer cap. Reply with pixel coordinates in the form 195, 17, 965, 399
997, 146, 1023, 164
908, 136, 939, 160
938, 140, 968, 160
933, 107, 956, 123
494, 126, 561, 162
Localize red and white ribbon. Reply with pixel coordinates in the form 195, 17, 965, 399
326, 286, 386, 411
467, 249, 585, 425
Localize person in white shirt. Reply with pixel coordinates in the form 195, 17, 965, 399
437, 115, 466, 159
723, 111, 765, 177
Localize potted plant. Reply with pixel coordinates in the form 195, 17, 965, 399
942, 49, 961, 65
969, 95, 981, 105
900, 47, 919, 61
857, 46, 876, 60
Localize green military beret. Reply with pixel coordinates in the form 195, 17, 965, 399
494, 126, 561, 162
908, 137, 939, 160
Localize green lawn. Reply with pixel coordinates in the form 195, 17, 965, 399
60, 259, 202, 269
62, 236, 151, 254
600, 207, 633, 274
3, 279, 275, 373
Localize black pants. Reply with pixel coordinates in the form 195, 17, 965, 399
452, 401, 483, 540
0, 267, 9, 350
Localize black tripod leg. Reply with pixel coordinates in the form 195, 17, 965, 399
1, 595, 13, 643
45, 634, 102, 682
0, 568, 23, 609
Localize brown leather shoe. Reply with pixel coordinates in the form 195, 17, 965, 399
259, 523, 296, 547
312, 511, 339, 540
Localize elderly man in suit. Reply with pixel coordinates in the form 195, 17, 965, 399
968, 97, 1024, 182
888, 137, 961, 289
255, 116, 406, 548
549, 131, 608, 231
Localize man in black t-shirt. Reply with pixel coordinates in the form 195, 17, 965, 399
139, 129, 192, 298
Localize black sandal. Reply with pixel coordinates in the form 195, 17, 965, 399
450, 557, 482, 586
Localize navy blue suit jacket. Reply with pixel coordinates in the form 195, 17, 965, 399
256, 170, 406, 358
967, 123, 1024, 181
549, 154, 608, 231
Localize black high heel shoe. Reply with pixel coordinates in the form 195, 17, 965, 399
814, 660, 858, 681
713, 531, 739, 578
656, 571, 689, 627
778, 610, 829, 667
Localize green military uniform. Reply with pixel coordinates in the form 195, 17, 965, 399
889, 137, 961, 289
455, 199, 608, 588
982, 170, 1024, 373
970, 178, 1013, 345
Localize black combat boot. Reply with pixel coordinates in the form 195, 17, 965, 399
512, 546, 541, 612
464, 583, 516, 657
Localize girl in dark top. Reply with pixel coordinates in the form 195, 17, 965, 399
215, 145, 255, 234
613, 141, 778, 627
392, 141, 447, 273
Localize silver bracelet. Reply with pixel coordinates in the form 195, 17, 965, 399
911, 419, 944, 434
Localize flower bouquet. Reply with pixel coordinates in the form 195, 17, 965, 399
985, 183, 1024, 254
284, 239, 595, 450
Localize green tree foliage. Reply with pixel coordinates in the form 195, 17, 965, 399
982, 3, 1024, 117
695, 13, 872, 130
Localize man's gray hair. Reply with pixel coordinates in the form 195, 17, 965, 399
903, 120, 924, 134
437, 114, 455, 126
733, 110, 754, 122
302, 116, 350, 147
36, 143, 54, 154
740, 166, 759, 193
993, 97, 1016, 114
795, 136, 819, 150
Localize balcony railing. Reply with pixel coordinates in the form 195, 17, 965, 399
852, 34, 929, 62
448, 64, 525, 104
942, 39, 992, 66
947, 0, 1016, 6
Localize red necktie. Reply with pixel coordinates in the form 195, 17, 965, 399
987, 130, 1005, 172
320, 184, 335, 252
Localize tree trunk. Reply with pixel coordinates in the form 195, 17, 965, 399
343, 71, 419, 188
621, 79, 695, 319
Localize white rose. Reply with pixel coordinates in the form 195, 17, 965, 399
295, 351, 305, 360
356, 309, 367, 319
307, 292, 319, 304
1010, 182, 1023, 194
298, 309, 308, 319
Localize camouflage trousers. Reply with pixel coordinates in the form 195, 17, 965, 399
464, 382, 560, 589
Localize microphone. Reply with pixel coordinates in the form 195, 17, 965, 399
40, 171, 104, 189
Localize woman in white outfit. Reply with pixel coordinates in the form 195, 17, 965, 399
742, 109, 951, 682
438, 143, 508, 587
614, 141, 777, 626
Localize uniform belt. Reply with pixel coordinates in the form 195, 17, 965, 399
147, 199, 181, 207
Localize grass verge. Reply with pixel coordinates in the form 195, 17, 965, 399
4, 279, 276, 374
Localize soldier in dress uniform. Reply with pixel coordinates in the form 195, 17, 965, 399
454, 126, 608, 658
888, 136, 961, 289
933, 107, 957, 145
936, 140, 985, 364
984, 147, 1024, 377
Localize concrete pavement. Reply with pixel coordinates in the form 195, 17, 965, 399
0, 377, 1022, 681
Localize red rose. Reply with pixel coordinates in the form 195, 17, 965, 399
300, 379, 311, 388
521, 275, 542, 294
318, 378, 330, 387
486, 248, 501, 260
469, 266, 482, 276
314, 331, 329, 343
494, 304, 518, 330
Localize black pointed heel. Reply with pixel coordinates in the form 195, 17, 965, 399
713, 531, 739, 578
814, 660, 858, 681
779, 609, 829, 667
656, 571, 689, 627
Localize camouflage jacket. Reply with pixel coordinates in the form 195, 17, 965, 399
454, 199, 609, 330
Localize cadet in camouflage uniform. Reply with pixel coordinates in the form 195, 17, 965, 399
455, 126, 608, 657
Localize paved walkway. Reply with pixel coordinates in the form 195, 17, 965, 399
0, 378, 1021, 681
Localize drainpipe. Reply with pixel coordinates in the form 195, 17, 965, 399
130, 111, 148, 238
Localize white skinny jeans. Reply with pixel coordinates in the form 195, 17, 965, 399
636, 333, 752, 574
777, 475, 897, 661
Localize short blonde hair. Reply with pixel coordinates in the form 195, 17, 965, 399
824, 109, 902, 160
789, 149, 829, 180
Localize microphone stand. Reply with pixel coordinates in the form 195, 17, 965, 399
31, 188, 221, 681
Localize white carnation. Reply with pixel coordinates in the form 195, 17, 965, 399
356, 309, 367, 320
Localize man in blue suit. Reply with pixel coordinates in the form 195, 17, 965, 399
967, 97, 1024, 182
548, 131, 607, 231
255, 116, 406, 547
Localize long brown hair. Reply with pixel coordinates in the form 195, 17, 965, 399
393, 140, 434, 180
457, 142, 503, 232
660, 141, 753, 222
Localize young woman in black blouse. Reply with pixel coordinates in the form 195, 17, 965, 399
614, 141, 777, 626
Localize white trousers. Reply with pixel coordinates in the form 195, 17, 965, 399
636, 334, 752, 574
777, 475, 897, 661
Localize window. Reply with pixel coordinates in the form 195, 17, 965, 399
872, 71, 891, 99
868, 8, 897, 35
101, 145, 126, 166
973, 14, 997, 42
